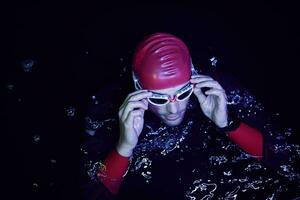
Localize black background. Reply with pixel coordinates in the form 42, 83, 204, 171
4, 1, 300, 199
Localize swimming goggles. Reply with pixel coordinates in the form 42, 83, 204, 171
132, 63, 199, 106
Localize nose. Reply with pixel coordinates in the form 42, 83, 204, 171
167, 101, 179, 114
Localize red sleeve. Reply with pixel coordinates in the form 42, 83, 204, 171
97, 149, 130, 195
228, 122, 263, 159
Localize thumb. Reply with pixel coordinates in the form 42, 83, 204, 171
134, 116, 142, 124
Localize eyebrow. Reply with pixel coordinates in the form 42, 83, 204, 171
150, 83, 190, 95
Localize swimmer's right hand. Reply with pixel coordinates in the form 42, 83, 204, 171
116, 90, 152, 157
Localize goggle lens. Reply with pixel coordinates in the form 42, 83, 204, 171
148, 98, 169, 105
177, 87, 193, 101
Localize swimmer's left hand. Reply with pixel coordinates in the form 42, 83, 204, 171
190, 75, 228, 128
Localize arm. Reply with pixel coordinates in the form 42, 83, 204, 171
97, 149, 130, 195
191, 72, 290, 169
226, 120, 291, 169
97, 90, 152, 195
227, 122, 263, 159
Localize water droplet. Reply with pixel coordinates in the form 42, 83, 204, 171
33, 134, 40, 143
33, 182, 39, 189
66, 106, 75, 117
50, 159, 56, 164
223, 170, 232, 176
21, 59, 35, 72
6, 84, 15, 90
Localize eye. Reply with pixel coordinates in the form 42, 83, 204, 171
177, 88, 193, 101
148, 98, 169, 105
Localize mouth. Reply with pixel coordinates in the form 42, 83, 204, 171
165, 114, 180, 121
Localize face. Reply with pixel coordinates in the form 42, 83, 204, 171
148, 81, 191, 126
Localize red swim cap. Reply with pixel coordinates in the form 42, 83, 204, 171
132, 33, 191, 90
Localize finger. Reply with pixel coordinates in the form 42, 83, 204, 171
125, 90, 149, 102
141, 98, 149, 107
190, 77, 214, 84
128, 91, 152, 102
193, 86, 207, 104
121, 100, 148, 122
121, 101, 148, 121
120, 90, 150, 111
191, 74, 210, 78
194, 80, 223, 90
204, 88, 227, 104
125, 109, 143, 123
133, 108, 145, 119
191, 74, 212, 79
125, 110, 144, 136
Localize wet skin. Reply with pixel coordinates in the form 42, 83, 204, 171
148, 81, 190, 126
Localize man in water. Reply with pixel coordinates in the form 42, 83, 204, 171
81, 33, 300, 199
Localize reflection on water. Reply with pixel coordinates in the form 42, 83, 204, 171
82, 80, 300, 198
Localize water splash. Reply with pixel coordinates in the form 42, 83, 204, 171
186, 180, 217, 200
21, 59, 35, 72
86, 160, 105, 181
33, 182, 39, 189
132, 157, 152, 171
33, 134, 40, 143
6, 83, 15, 91
244, 180, 263, 190
66, 106, 75, 117
232, 151, 251, 162
273, 143, 292, 154
223, 170, 233, 176
85, 117, 115, 131
266, 193, 275, 200
82, 86, 300, 197
130, 157, 153, 182
209, 57, 218, 67
227, 93, 242, 105
224, 186, 240, 200
277, 165, 300, 181
209, 155, 228, 165
133, 121, 193, 157
91, 95, 99, 105
238, 177, 249, 183
50, 159, 57, 164
244, 163, 262, 172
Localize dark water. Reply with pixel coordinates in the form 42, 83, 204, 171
5, 2, 299, 199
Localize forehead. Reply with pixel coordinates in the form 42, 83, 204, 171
149, 81, 189, 95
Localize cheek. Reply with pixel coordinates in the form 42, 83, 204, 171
178, 98, 190, 110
